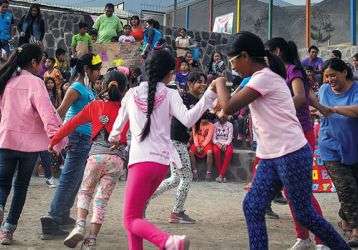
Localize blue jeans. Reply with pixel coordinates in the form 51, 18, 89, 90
0, 149, 39, 229
39, 151, 54, 179
48, 131, 91, 224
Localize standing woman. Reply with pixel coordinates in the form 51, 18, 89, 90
130, 15, 144, 42
214, 31, 349, 250
0, 44, 65, 245
17, 4, 45, 46
319, 58, 358, 248
266, 37, 328, 250
40, 54, 101, 239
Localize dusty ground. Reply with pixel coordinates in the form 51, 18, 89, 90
0, 177, 354, 250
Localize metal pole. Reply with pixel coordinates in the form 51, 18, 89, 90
268, 0, 273, 40
173, 0, 177, 27
185, 6, 190, 30
306, 0, 311, 48
351, 0, 357, 45
236, 0, 241, 32
208, 0, 213, 32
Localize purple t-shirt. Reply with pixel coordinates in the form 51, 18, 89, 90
286, 64, 313, 132
301, 57, 324, 72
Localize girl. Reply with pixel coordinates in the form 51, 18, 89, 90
40, 53, 101, 239
130, 15, 144, 42
214, 31, 349, 250
109, 50, 217, 250
44, 57, 63, 98
189, 114, 215, 181
49, 70, 129, 249
319, 58, 358, 248
266, 37, 328, 250
175, 61, 190, 91
45, 77, 61, 108
0, 44, 65, 245
142, 19, 162, 58
149, 72, 208, 224
207, 51, 226, 82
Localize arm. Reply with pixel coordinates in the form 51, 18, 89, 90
202, 124, 214, 147
57, 88, 79, 118
192, 129, 200, 147
119, 121, 130, 144
332, 105, 358, 118
291, 78, 306, 109
212, 124, 218, 145
169, 89, 217, 128
109, 91, 129, 142
215, 77, 260, 115
50, 103, 92, 146
71, 35, 77, 55
308, 89, 332, 116
93, 16, 101, 31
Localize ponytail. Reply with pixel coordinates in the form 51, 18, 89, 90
0, 44, 42, 95
265, 50, 286, 79
140, 50, 175, 141
101, 70, 128, 101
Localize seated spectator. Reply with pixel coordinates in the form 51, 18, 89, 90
118, 25, 136, 44
175, 61, 190, 91
55, 48, 70, 81
129, 15, 144, 42
184, 51, 201, 71
44, 57, 63, 98
189, 114, 214, 181
45, 77, 61, 108
331, 49, 342, 60
207, 51, 226, 82
89, 28, 98, 43
301, 45, 323, 81
352, 53, 358, 81
305, 66, 320, 93
213, 114, 233, 183
71, 22, 92, 58
93, 3, 123, 43
175, 28, 192, 65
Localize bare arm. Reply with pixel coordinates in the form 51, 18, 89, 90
308, 89, 332, 117
56, 88, 79, 118
333, 105, 358, 118
291, 78, 306, 109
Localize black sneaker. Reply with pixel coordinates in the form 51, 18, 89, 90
40, 216, 68, 240
169, 211, 196, 224
265, 207, 279, 219
273, 193, 288, 205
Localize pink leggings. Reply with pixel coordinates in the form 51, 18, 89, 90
123, 162, 170, 250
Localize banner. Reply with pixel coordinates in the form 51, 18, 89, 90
213, 13, 234, 34
312, 149, 335, 193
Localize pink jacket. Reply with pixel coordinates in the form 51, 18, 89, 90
0, 70, 66, 152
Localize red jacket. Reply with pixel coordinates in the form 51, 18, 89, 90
51, 100, 129, 147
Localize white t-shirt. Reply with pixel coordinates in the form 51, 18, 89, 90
118, 35, 136, 44
175, 36, 191, 58
246, 68, 307, 159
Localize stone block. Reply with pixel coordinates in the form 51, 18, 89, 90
165, 27, 172, 36
64, 33, 73, 48
64, 20, 73, 32
201, 31, 209, 40
52, 29, 60, 39
44, 33, 55, 48
57, 39, 66, 50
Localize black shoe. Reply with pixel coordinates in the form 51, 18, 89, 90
265, 207, 279, 219
273, 193, 288, 205
40, 216, 68, 240
59, 217, 76, 230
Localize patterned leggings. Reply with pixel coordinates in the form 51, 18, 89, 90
243, 144, 350, 250
77, 154, 124, 224
152, 140, 193, 213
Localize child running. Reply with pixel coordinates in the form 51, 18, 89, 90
109, 50, 217, 250
49, 70, 128, 249
149, 72, 208, 224
214, 31, 349, 250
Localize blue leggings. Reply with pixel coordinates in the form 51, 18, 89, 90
243, 144, 349, 250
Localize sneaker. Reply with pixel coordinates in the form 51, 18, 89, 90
222, 177, 227, 183
40, 216, 68, 240
169, 211, 196, 224
205, 172, 212, 181
0, 230, 13, 245
165, 235, 190, 250
64, 224, 86, 248
215, 176, 223, 183
316, 245, 330, 250
289, 238, 315, 250
273, 193, 288, 205
46, 177, 57, 188
81, 237, 96, 250
265, 206, 279, 220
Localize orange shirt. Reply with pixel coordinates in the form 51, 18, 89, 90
192, 122, 214, 147
131, 27, 144, 42
44, 68, 63, 93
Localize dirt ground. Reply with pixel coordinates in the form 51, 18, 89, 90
0, 177, 354, 250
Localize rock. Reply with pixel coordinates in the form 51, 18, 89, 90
201, 31, 209, 40
57, 39, 66, 50
52, 29, 60, 39
44, 33, 55, 48
64, 33, 73, 48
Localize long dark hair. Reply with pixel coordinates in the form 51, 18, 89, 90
0, 44, 42, 95
140, 50, 175, 141
101, 70, 128, 101
322, 58, 353, 80
45, 77, 58, 105
228, 31, 286, 79
27, 4, 41, 20
70, 53, 102, 82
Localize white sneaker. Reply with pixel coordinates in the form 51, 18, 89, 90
289, 238, 315, 250
64, 224, 86, 248
165, 235, 190, 250
316, 245, 330, 250
45, 177, 57, 188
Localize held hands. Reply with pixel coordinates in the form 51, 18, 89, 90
209, 77, 227, 93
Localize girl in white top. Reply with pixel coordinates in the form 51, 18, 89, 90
214, 31, 349, 250
109, 50, 216, 250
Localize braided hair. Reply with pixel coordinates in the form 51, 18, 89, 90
140, 50, 175, 141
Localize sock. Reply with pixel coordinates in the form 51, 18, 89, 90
76, 219, 86, 228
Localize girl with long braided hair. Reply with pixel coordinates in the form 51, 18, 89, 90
109, 50, 217, 250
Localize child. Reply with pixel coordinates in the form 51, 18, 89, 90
150, 72, 208, 224
212, 114, 233, 183
71, 22, 92, 58
109, 50, 216, 250
55, 48, 70, 81
305, 65, 320, 93
175, 61, 190, 91
118, 25, 135, 44
189, 114, 215, 181
175, 28, 192, 66
215, 31, 349, 250
129, 15, 144, 42
45, 77, 61, 108
207, 51, 226, 82
39, 51, 48, 79
93, 75, 103, 98
141, 19, 162, 58
49, 71, 128, 249
89, 28, 98, 44
44, 57, 63, 98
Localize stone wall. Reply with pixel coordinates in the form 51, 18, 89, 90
10, 4, 93, 57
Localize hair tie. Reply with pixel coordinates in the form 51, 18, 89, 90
17, 47, 23, 54
108, 81, 118, 88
